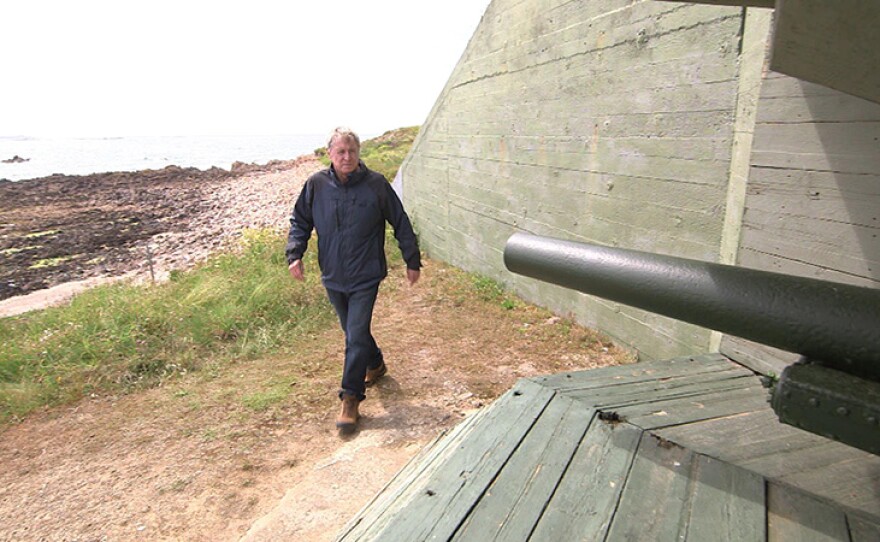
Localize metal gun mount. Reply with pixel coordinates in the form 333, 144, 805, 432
504, 232, 880, 455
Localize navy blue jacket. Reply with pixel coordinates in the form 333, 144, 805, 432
285, 162, 421, 292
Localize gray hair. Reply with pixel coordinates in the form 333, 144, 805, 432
327, 127, 361, 150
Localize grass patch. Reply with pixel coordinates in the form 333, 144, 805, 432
0, 228, 335, 424
29, 255, 76, 269
471, 275, 518, 310
241, 383, 290, 412
24, 229, 60, 239
424, 266, 520, 311
1, 245, 41, 256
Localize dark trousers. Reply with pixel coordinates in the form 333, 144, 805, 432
325, 285, 384, 401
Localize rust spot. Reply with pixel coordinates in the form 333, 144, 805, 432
598, 410, 624, 425
653, 435, 679, 449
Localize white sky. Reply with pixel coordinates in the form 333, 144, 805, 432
0, 1, 491, 137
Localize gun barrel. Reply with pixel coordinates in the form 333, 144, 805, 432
504, 233, 880, 380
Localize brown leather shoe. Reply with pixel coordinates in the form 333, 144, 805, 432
336, 394, 359, 433
365, 361, 387, 387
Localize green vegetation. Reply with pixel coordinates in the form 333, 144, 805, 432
0, 224, 529, 424
24, 229, 60, 239
1, 245, 41, 256
0, 127, 423, 424
241, 383, 291, 412
471, 275, 519, 310
0, 126, 616, 426
0, 229, 334, 423
315, 126, 420, 181
29, 255, 76, 269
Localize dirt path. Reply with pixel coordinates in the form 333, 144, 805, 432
0, 267, 630, 541
0, 161, 633, 541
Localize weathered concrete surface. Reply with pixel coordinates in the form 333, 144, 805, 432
403, 0, 757, 360
721, 74, 880, 375
402, 0, 879, 370
770, 0, 880, 105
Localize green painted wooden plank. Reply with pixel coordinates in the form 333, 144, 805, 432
565, 372, 757, 410
740, 438, 878, 481
767, 483, 850, 541
605, 433, 697, 541
778, 454, 880, 524
340, 414, 495, 542
579, 365, 756, 399
657, 406, 880, 524
568, 365, 754, 396
336, 433, 449, 541
849, 514, 880, 541
336, 433, 446, 541
337, 404, 496, 541
364, 379, 556, 541
720, 335, 798, 380
618, 385, 770, 430
451, 395, 594, 541
534, 353, 737, 391
685, 455, 766, 541
654, 408, 828, 464
529, 422, 643, 541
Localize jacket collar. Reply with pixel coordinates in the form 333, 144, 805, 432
330, 160, 367, 185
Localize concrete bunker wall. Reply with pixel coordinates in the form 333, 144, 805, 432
401, 0, 880, 369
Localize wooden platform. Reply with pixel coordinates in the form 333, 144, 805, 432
335, 354, 880, 541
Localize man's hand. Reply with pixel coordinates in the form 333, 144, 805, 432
289, 259, 304, 281
407, 268, 420, 286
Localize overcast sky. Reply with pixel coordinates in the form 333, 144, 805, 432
1, 1, 491, 137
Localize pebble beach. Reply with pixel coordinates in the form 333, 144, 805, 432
0, 155, 322, 315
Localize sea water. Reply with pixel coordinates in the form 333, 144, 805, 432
0, 134, 329, 182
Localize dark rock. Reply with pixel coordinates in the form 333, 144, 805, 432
2, 155, 30, 164
0, 166, 231, 301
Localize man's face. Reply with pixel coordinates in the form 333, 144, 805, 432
328, 137, 360, 180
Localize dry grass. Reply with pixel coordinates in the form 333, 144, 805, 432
0, 251, 634, 541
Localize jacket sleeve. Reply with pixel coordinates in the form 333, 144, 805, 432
382, 182, 421, 270
285, 179, 315, 264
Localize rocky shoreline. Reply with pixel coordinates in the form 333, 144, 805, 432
0, 155, 321, 304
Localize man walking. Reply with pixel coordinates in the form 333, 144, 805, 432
286, 127, 421, 433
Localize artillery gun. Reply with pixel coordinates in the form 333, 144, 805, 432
505, 232, 880, 455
